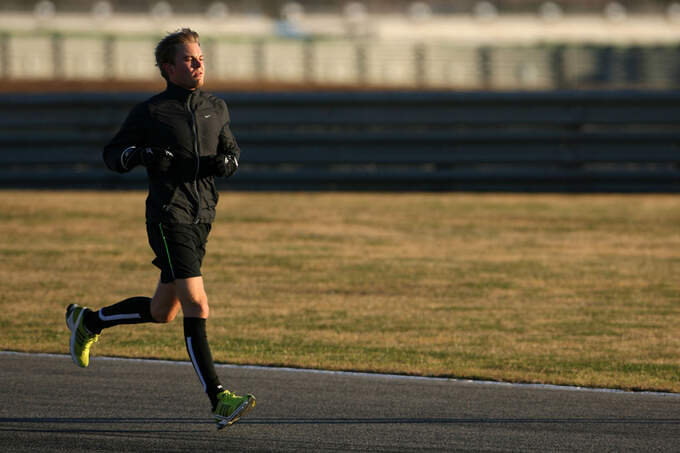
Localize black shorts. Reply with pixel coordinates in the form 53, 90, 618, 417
146, 223, 211, 283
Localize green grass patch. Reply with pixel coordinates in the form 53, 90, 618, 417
1, 191, 679, 393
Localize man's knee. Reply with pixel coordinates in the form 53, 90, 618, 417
183, 295, 209, 318
151, 281, 181, 323
176, 277, 210, 318
151, 306, 178, 323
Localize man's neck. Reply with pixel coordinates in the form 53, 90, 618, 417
165, 80, 198, 100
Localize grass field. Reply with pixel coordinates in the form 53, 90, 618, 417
1, 190, 679, 392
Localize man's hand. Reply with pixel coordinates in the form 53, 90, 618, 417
214, 153, 239, 178
141, 147, 174, 172
120, 146, 174, 172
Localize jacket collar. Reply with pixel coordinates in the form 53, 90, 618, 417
165, 81, 199, 102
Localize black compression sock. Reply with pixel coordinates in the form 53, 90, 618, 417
84, 296, 154, 334
184, 317, 223, 409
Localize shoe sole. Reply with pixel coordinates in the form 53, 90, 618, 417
65, 303, 77, 331
68, 306, 88, 368
215, 396, 256, 430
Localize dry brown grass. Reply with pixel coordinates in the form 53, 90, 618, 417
1, 190, 679, 392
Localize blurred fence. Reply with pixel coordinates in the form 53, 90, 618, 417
1, 31, 680, 89
1, 90, 679, 192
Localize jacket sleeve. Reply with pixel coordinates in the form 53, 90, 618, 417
102, 103, 148, 173
217, 102, 240, 161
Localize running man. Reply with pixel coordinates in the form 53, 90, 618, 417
65, 28, 255, 430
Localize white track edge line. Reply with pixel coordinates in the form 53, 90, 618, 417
2, 350, 679, 398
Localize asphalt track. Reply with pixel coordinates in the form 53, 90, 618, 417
1, 352, 679, 452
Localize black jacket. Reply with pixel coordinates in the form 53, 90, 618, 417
103, 82, 240, 224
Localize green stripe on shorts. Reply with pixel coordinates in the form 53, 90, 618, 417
158, 224, 176, 280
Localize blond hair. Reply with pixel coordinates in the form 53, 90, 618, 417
154, 28, 200, 80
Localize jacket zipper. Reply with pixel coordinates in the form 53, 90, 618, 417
187, 93, 201, 224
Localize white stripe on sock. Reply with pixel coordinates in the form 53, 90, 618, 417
186, 337, 207, 392
98, 311, 141, 322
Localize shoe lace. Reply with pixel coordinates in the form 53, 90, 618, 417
216, 390, 242, 413
218, 390, 236, 401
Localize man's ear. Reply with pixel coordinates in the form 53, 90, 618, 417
162, 62, 174, 77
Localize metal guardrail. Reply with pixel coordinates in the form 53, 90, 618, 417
0, 90, 679, 191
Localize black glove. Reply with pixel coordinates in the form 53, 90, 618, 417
120, 146, 174, 172
213, 153, 239, 178
140, 147, 174, 172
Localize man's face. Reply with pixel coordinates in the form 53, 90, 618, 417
165, 42, 204, 90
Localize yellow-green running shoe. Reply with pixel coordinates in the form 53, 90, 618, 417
65, 303, 99, 368
213, 390, 256, 430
